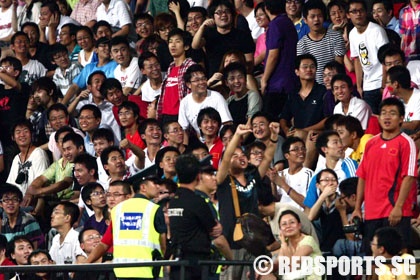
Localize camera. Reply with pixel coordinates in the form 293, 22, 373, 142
343, 216, 363, 234
15, 170, 28, 185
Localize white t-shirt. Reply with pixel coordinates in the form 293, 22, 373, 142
141, 79, 161, 102
404, 88, 420, 122
96, 0, 132, 29
186, 0, 208, 8
49, 228, 86, 264
178, 89, 233, 135
333, 96, 372, 129
114, 57, 141, 90
407, 60, 420, 88
46, 15, 81, 43
0, 6, 14, 40
6, 147, 50, 196
349, 22, 389, 91
246, 9, 264, 40
20, 59, 47, 85
278, 167, 313, 211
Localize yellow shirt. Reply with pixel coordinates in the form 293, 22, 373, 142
350, 134, 373, 163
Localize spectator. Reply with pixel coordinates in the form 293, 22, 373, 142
6, 235, 33, 265
6, 119, 49, 197
28, 249, 57, 280
352, 98, 417, 255
38, 1, 80, 45
234, 0, 264, 40
92, 128, 115, 183
139, 118, 163, 168
192, 0, 255, 76
261, 0, 297, 119
347, 0, 389, 114
70, 0, 100, 27
156, 146, 180, 181
253, 2, 270, 68
185, 6, 207, 36
224, 62, 262, 125
100, 147, 131, 183
105, 180, 132, 210
327, 0, 347, 32
0, 235, 14, 280
372, 0, 400, 34
50, 43, 82, 98
59, 23, 81, 63
332, 74, 372, 129
0, 184, 44, 248
0, 0, 16, 47
78, 104, 108, 156
157, 28, 195, 123
163, 121, 186, 154
76, 26, 97, 67
133, 13, 155, 55
399, 0, 420, 61
92, 20, 112, 40
49, 202, 86, 264
96, 0, 133, 38
178, 64, 232, 136
297, 0, 346, 85
276, 136, 314, 210
10, 32, 47, 86
81, 182, 108, 234
63, 37, 118, 105
17, 0, 42, 27
110, 36, 141, 95
286, 0, 310, 40
280, 54, 327, 141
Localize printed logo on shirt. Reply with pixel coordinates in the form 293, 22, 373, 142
0, 96, 10, 111
381, 143, 387, 149
312, 100, 317, 105
120, 212, 143, 230
168, 208, 184, 217
359, 42, 370, 66
166, 76, 178, 88
388, 148, 398, 156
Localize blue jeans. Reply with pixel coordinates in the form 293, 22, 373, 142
363, 88, 382, 115
332, 239, 363, 257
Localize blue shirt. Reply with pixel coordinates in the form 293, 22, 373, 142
73, 60, 117, 89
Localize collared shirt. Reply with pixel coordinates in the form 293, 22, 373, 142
53, 63, 83, 97
96, 0, 132, 29
70, 0, 101, 25
157, 58, 195, 119
399, 3, 420, 61
386, 16, 400, 35
49, 228, 86, 264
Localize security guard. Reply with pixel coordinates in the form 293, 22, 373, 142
168, 154, 222, 280
84, 176, 166, 280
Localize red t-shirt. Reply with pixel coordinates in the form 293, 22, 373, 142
112, 95, 148, 126
0, 258, 15, 280
356, 133, 418, 220
125, 130, 146, 158
162, 66, 180, 115
208, 137, 224, 170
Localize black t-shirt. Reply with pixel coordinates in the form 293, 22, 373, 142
0, 83, 30, 147
203, 27, 255, 76
168, 187, 216, 256
228, 94, 248, 125
217, 165, 274, 248
319, 207, 345, 252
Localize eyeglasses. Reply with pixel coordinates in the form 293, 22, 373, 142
106, 192, 128, 198
168, 128, 183, 134
91, 191, 106, 197
0, 65, 14, 71
136, 22, 152, 28
83, 234, 102, 242
1, 197, 20, 203
288, 147, 306, 153
159, 26, 174, 32
348, 8, 365, 14
319, 178, 337, 183
214, 9, 231, 16
190, 77, 207, 83
250, 151, 263, 156
118, 111, 133, 117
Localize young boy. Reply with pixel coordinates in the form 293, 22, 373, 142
50, 43, 82, 98
81, 182, 107, 234
157, 28, 195, 124
92, 128, 114, 183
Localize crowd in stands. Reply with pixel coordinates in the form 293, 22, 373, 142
0, 0, 420, 278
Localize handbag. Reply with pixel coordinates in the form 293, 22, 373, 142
230, 176, 275, 257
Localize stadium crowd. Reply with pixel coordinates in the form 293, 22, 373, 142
0, 0, 419, 278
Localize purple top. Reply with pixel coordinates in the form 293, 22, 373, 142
264, 14, 298, 94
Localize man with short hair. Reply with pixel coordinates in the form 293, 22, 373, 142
332, 74, 372, 129
139, 118, 163, 168
179, 64, 232, 137
92, 128, 115, 182
59, 23, 81, 63
352, 98, 417, 254
78, 104, 104, 156
81, 183, 107, 234
0, 184, 43, 249
192, 0, 254, 76
297, 0, 346, 85
163, 121, 186, 154
106, 180, 132, 210
372, 0, 400, 34
38, 2, 80, 45
28, 249, 55, 280
186, 7, 207, 36
347, 0, 389, 114
49, 201, 86, 264
96, 0, 133, 38
286, 0, 310, 40
234, 0, 263, 40
110, 36, 141, 95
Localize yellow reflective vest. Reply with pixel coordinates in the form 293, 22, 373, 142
111, 197, 162, 278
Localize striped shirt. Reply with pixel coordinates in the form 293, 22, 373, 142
297, 28, 346, 85
2, 209, 44, 247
